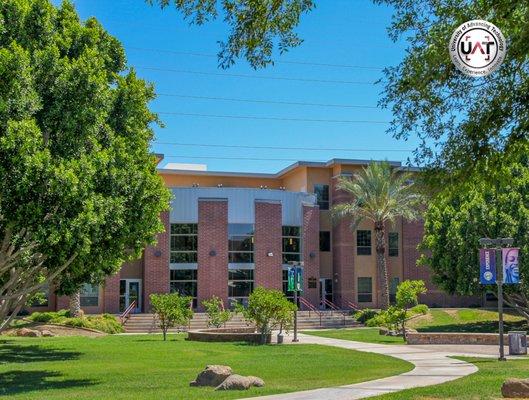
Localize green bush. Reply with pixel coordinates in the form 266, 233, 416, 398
28, 311, 58, 323
150, 293, 193, 341
410, 304, 429, 315
202, 296, 231, 328
28, 310, 123, 334
354, 309, 379, 324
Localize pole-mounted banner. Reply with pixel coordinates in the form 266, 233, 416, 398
479, 248, 496, 284
502, 247, 520, 284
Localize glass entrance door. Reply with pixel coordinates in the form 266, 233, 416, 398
319, 278, 333, 309
119, 279, 142, 313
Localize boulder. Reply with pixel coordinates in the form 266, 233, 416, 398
190, 365, 233, 387
40, 330, 55, 337
379, 327, 389, 336
502, 378, 529, 398
247, 376, 265, 387
17, 328, 41, 337
215, 375, 251, 390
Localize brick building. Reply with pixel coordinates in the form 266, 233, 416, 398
34, 157, 481, 314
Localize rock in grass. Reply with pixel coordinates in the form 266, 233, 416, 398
17, 328, 41, 337
502, 378, 529, 398
189, 365, 233, 387
215, 375, 265, 391
41, 330, 55, 337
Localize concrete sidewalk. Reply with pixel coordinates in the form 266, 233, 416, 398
244, 333, 480, 400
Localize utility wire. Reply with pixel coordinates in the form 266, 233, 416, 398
128, 46, 385, 71
155, 141, 413, 152
155, 111, 390, 124
163, 155, 330, 162
155, 93, 379, 109
138, 66, 375, 85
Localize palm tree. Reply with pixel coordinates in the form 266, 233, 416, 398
332, 161, 422, 309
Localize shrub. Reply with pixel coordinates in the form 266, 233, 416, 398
235, 287, 297, 344
28, 310, 123, 334
150, 293, 193, 341
410, 304, 429, 316
354, 308, 379, 324
28, 312, 57, 323
202, 296, 231, 328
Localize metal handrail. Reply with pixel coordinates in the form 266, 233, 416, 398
346, 301, 361, 312
321, 298, 349, 325
120, 300, 137, 324
299, 297, 322, 326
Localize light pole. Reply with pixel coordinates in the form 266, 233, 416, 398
288, 261, 304, 343
479, 237, 514, 361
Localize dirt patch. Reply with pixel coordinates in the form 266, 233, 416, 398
408, 313, 434, 328
3, 323, 106, 337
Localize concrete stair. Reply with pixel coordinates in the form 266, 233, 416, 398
122, 311, 360, 333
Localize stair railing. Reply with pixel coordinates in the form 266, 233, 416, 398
322, 298, 349, 325
299, 297, 322, 326
120, 300, 137, 324
346, 301, 361, 312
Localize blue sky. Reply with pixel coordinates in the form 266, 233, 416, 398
62, 0, 415, 173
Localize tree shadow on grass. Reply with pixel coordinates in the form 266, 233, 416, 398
0, 370, 96, 396
0, 341, 82, 364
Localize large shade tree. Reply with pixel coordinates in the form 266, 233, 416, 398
0, 0, 170, 330
420, 143, 529, 320
147, 0, 315, 69
332, 162, 422, 309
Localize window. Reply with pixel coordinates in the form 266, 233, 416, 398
389, 277, 400, 304
228, 224, 254, 263
282, 226, 301, 264
80, 284, 99, 307
170, 224, 198, 263
314, 184, 330, 210
228, 269, 254, 305
282, 269, 295, 300
357, 277, 372, 303
319, 231, 331, 252
170, 269, 197, 308
357, 230, 372, 255
388, 232, 399, 257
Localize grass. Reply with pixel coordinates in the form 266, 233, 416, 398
304, 327, 405, 344
373, 357, 529, 400
0, 334, 412, 399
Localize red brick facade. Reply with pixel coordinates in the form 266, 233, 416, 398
143, 211, 170, 311
302, 204, 320, 306
197, 199, 229, 308
254, 200, 283, 291
331, 176, 356, 308
103, 272, 121, 313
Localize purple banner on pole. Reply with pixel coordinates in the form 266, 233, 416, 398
502, 248, 520, 284
479, 248, 496, 285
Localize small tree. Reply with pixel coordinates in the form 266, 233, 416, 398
150, 293, 193, 341
367, 280, 427, 342
202, 296, 231, 328
236, 287, 296, 344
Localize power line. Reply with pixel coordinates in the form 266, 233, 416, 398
137, 66, 375, 85
155, 93, 378, 109
155, 111, 390, 124
155, 141, 413, 152
128, 46, 385, 71
163, 155, 327, 162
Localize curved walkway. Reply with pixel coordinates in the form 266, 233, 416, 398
245, 333, 479, 400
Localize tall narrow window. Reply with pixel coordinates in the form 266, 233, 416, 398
319, 231, 331, 252
389, 277, 400, 304
282, 226, 301, 264
388, 232, 399, 257
228, 224, 254, 263
170, 269, 197, 308
356, 230, 372, 255
228, 269, 254, 305
357, 277, 372, 303
314, 184, 330, 210
80, 283, 99, 307
170, 224, 198, 263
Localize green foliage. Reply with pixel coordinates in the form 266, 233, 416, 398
409, 304, 429, 316
235, 287, 296, 344
147, 0, 315, 69
353, 308, 380, 324
376, 0, 529, 175
150, 293, 193, 341
0, 0, 170, 317
396, 280, 427, 310
27, 310, 123, 333
202, 296, 231, 328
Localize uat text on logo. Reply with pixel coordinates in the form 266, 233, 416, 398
449, 20, 506, 77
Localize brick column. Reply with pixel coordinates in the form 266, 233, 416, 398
56, 295, 70, 311
197, 199, 228, 309
103, 272, 121, 314
143, 211, 170, 312
302, 204, 320, 306
254, 200, 282, 290
331, 175, 355, 308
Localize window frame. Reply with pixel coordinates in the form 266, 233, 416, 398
170, 269, 198, 308
170, 223, 198, 264
388, 232, 399, 257
356, 230, 372, 256
357, 277, 373, 303
319, 231, 331, 252
228, 224, 254, 264
314, 184, 330, 210
282, 226, 301, 264
80, 283, 99, 307
228, 268, 254, 306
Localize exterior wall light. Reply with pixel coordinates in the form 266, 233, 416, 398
209, 250, 217, 257
153, 249, 162, 257
267, 252, 274, 257
309, 251, 316, 259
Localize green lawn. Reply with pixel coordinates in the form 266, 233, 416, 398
304, 328, 405, 344
373, 357, 529, 400
409, 308, 527, 333
0, 334, 412, 399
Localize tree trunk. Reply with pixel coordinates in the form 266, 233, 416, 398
374, 221, 390, 309
69, 291, 81, 317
